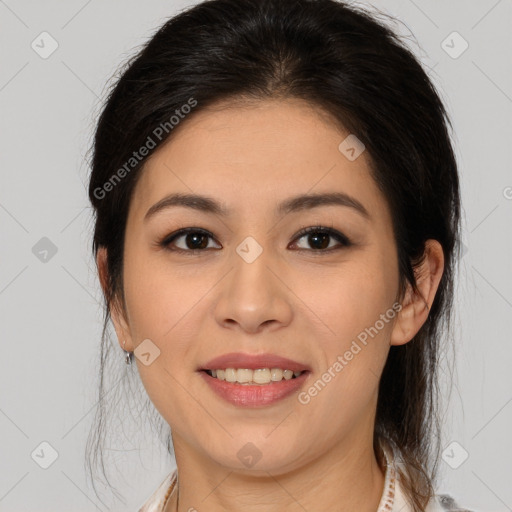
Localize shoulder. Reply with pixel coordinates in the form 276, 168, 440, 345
434, 493, 477, 512
380, 438, 476, 512
396, 484, 476, 512
138, 470, 177, 512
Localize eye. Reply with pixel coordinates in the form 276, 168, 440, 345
160, 228, 221, 253
290, 225, 352, 252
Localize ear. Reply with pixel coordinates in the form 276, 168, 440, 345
390, 239, 445, 346
96, 246, 134, 352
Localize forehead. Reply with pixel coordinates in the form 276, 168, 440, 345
130, 98, 390, 227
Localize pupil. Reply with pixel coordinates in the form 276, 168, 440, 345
310, 233, 329, 249
187, 233, 208, 249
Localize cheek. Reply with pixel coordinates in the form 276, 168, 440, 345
123, 245, 201, 340
305, 260, 394, 338
121, 247, 204, 396
298, 253, 397, 387
121, 251, 205, 418
295, 265, 395, 430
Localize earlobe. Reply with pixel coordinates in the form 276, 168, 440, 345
96, 247, 133, 352
110, 300, 134, 353
390, 286, 416, 346
390, 239, 444, 346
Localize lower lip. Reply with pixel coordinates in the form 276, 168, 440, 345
199, 370, 310, 407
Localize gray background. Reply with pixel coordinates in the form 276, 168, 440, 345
1, 0, 511, 511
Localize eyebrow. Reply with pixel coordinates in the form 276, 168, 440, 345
144, 191, 371, 221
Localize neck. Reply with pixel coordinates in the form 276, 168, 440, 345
165, 433, 386, 512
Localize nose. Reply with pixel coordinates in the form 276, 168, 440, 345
213, 243, 293, 334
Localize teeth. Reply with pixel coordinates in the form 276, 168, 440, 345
206, 368, 303, 384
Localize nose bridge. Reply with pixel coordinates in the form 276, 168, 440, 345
213, 234, 292, 332
232, 234, 272, 296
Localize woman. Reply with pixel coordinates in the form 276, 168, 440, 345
86, 0, 470, 510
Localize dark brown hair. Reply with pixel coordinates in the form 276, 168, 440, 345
86, 1, 462, 509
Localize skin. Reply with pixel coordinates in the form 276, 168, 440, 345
97, 98, 444, 512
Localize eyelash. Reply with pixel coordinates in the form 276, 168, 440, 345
159, 225, 352, 255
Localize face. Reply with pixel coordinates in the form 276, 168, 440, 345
111, 98, 406, 475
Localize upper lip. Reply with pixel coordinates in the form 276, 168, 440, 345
199, 352, 311, 373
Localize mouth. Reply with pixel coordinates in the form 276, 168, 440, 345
199, 368, 310, 407
197, 352, 312, 407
